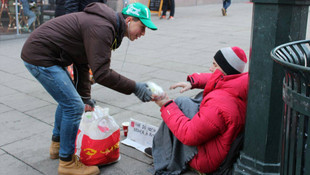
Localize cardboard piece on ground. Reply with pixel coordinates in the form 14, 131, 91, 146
121, 118, 158, 152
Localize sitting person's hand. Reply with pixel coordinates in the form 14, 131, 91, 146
152, 92, 167, 101
170, 82, 192, 93
154, 93, 171, 107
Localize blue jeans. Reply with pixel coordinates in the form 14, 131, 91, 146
24, 61, 84, 158
20, 0, 36, 27
223, 0, 231, 10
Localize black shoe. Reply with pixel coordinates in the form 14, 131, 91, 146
144, 147, 153, 158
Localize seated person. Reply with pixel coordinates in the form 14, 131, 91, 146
146, 46, 249, 174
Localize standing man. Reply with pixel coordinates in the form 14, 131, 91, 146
21, 3, 157, 175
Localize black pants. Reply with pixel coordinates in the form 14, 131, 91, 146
162, 0, 175, 17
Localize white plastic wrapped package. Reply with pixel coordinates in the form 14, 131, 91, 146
147, 81, 165, 100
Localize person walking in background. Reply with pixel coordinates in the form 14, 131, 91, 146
21, 2, 157, 175
145, 46, 248, 174
160, 0, 175, 20
222, 0, 231, 16
55, 0, 65, 17
55, 0, 108, 20
65, 0, 107, 13
66, 0, 108, 99
20, 0, 36, 32
61, 0, 108, 110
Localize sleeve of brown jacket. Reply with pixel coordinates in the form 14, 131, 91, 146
82, 24, 136, 95
74, 63, 91, 99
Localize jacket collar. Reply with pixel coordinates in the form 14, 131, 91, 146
203, 70, 224, 97
114, 12, 125, 50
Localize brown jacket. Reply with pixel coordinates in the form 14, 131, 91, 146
21, 3, 136, 98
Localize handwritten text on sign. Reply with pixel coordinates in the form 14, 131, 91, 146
128, 119, 158, 148
132, 122, 157, 137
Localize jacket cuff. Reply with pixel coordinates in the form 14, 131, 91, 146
160, 101, 180, 119
187, 75, 195, 89
163, 100, 174, 107
81, 96, 91, 103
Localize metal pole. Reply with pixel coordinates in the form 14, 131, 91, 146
15, 0, 20, 35
123, 0, 129, 8
234, 0, 310, 174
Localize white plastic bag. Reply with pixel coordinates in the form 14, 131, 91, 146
75, 106, 120, 166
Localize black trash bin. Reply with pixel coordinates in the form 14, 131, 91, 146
271, 40, 310, 175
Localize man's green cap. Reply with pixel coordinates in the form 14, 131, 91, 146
122, 2, 157, 30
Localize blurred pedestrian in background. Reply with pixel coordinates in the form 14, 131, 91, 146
222, 0, 231, 16
56, 0, 108, 109
65, 0, 107, 13
55, 0, 107, 17
55, 0, 65, 17
160, 0, 175, 20
20, 0, 36, 32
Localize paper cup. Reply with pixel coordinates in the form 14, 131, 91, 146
122, 122, 130, 137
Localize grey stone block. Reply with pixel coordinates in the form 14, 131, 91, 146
0, 110, 51, 146
1, 130, 57, 175
0, 93, 50, 112
0, 103, 13, 113
25, 104, 57, 125
0, 154, 43, 175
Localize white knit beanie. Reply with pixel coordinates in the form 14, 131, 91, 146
214, 46, 247, 75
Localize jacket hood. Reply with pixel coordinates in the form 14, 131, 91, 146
84, 3, 125, 49
84, 3, 116, 22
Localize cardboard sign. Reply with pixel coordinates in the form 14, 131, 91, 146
148, 0, 163, 16
121, 118, 158, 152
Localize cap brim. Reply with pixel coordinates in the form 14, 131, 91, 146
140, 18, 157, 30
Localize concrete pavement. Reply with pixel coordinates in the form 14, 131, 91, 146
0, 2, 309, 175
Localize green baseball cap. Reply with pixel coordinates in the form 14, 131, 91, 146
122, 2, 157, 30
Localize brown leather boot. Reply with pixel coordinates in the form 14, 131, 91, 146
58, 155, 100, 175
49, 141, 60, 159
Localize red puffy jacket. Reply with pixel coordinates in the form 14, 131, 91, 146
160, 70, 248, 173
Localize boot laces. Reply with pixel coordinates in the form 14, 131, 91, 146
74, 156, 86, 168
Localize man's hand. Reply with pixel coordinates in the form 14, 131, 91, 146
169, 82, 192, 93
83, 98, 96, 111
134, 82, 152, 102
